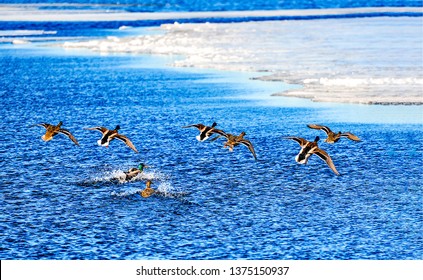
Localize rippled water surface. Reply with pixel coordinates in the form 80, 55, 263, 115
2, 0, 422, 12
0, 44, 422, 260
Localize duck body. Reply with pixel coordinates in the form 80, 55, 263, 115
85, 125, 138, 153
284, 136, 340, 175
124, 163, 147, 181
183, 122, 223, 142
140, 180, 155, 198
124, 168, 141, 181
32, 121, 79, 145
212, 130, 257, 160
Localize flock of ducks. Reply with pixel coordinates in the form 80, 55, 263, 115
182, 122, 361, 175
32, 121, 361, 189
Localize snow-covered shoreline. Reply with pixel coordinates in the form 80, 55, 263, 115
61, 15, 423, 105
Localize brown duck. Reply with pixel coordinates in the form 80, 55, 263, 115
31, 121, 79, 145
140, 180, 155, 198
307, 124, 360, 143
212, 130, 257, 160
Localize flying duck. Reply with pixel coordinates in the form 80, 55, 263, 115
212, 130, 257, 160
284, 136, 339, 175
84, 125, 138, 153
124, 163, 148, 181
307, 124, 361, 143
140, 180, 155, 198
182, 122, 224, 141
31, 121, 79, 145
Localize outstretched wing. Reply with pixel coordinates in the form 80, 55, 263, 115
58, 128, 79, 146
84, 126, 108, 133
30, 123, 51, 130
307, 124, 332, 135
341, 132, 361, 142
313, 148, 340, 175
208, 129, 228, 141
182, 124, 205, 130
283, 136, 308, 146
239, 139, 257, 160
114, 134, 138, 153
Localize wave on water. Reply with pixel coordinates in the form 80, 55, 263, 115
78, 168, 167, 187
110, 179, 192, 202
0, 30, 57, 36
0, 29, 59, 44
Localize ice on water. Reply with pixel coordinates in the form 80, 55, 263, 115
62, 14, 423, 104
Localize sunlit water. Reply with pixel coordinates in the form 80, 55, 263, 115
0, 43, 422, 260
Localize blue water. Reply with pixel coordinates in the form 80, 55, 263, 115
1, 0, 421, 43
0, 0, 422, 260
0, 43, 422, 260
1, 0, 422, 12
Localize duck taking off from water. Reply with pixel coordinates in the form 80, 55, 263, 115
31, 121, 79, 145
211, 130, 257, 160
182, 122, 224, 141
284, 136, 339, 175
84, 125, 138, 153
124, 163, 149, 181
307, 124, 361, 143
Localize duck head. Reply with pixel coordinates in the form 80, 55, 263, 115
211, 122, 217, 128
138, 163, 145, 171
314, 136, 320, 142
115, 125, 121, 131
57, 121, 63, 127
146, 180, 152, 188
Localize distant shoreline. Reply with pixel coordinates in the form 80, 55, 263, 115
0, 6, 422, 21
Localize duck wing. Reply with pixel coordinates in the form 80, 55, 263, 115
239, 139, 257, 160
307, 124, 333, 135
208, 129, 228, 141
58, 128, 80, 145
114, 134, 138, 153
313, 147, 340, 175
84, 126, 108, 133
284, 136, 308, 146
182, 124, 205, 130
31, 123, 52, 130
341, 132, 361, 142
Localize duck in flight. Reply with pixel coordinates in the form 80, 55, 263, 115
307, 124, 361, 144
31, 121, 79, 145
84, 125, 138, 153
211, 130, 257, 160
182, 122, 224, 141
284, 136, 339, 175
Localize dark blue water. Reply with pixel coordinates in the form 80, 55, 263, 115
1, 0, 422, 12
0, 43, 422, 260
